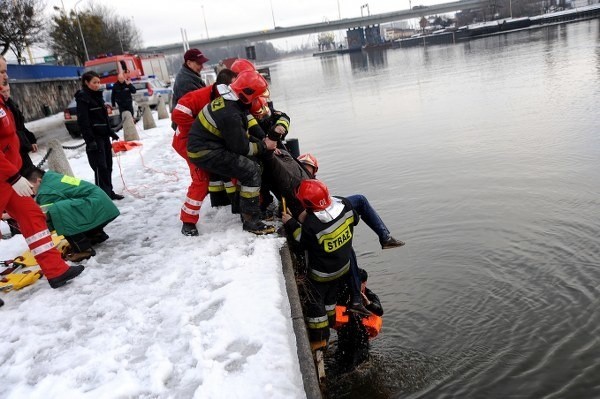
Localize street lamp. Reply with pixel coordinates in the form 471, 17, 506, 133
74, 0, 90, 62
360, 3, 370, 17
269, 0, 276, 29
201, 5, 209, 39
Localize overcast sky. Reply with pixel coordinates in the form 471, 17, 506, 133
45, 0, 437, 49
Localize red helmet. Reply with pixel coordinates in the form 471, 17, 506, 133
250, 96, 270, 119
231, 58, 256, 74
229, 70, 269, 104
298, 153, 318, 175
296, 179, 332, 211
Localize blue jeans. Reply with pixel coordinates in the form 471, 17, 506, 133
346, 194, 390, 243
346, 194, 391, 303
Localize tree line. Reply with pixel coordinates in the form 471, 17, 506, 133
1, 0, 143, 65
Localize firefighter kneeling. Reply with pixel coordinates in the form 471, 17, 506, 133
187, 70, 277, 235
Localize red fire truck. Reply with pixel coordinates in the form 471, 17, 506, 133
84, 53, 169, 84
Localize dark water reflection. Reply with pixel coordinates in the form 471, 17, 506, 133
271, 19, 600, 398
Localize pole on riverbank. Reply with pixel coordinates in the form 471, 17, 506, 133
122, 111, 140, 141
142, 104, 156, 130
157, 97, 169, 120
47, 139, 74, 177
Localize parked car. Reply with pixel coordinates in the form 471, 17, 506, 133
63, 91, 141, 139
130, 77, 172, 109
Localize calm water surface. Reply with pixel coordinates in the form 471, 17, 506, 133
271, 19, 600, 398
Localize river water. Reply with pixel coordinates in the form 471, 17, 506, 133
270, 19, 600, 398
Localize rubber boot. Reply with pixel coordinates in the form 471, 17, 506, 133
228, 190, 240, 215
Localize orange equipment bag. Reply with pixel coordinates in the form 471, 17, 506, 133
334, 305, 383, 338
112, 141, 143, 153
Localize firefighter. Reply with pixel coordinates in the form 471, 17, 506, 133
282, 179, 360, 351
171, 69, 237, 236
186, 70, 277, 235
0, 56, 84, 288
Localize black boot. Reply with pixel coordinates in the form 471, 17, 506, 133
181, 222, 199, 236
110, 193, 125, 201
347, 302, 372, 317
65, 248, 96, 262
241, 212, 275, 235
228, 190, 240, 215
48, 265, 85, 289
90, 231, 109, 245
243, 219, 276, 235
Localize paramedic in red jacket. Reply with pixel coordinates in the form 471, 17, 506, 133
171, 69, 237, 236
0, 56, 84, 288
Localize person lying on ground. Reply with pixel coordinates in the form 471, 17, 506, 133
25, 167, 120, 262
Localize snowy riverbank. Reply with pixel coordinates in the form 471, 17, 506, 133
0, 113, 306, 398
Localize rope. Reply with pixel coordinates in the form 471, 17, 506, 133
115, 151, 145, 199
36, 147, 52, 168
138, 149, 179, 182
113, 145, 181, 199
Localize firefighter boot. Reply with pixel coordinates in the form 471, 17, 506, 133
228, 190, 240, 214
241, 214, 276, 235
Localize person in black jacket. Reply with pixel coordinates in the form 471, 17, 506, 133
171, 48, 209, 129
0, 83, 38, 175
76, 71, 123, 200
110, 70, 136, 118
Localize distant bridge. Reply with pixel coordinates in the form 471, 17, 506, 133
146, 0, 489, 53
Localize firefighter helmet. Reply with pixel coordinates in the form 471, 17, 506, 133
231, 58, 256, 74
229, 70, 269, 104
250, 96, 270, 119
296, 179, 332, 211
298, 153, 319, 175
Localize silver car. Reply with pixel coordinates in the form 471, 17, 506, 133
130, 77, 173, 109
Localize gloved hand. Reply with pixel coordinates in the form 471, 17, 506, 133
110, 132, 120, 141
86, 141, 98, 152
267, 129, 283, 141
11, 176, 34, 197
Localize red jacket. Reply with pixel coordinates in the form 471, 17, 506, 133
171, 85, 216, 142
0, 96, 21, 185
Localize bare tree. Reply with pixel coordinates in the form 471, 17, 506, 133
48, 1, 144, 65
0, 0, 45, 64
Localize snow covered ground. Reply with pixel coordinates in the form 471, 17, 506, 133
0, 113, 306, 399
